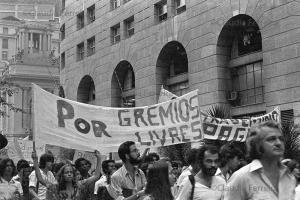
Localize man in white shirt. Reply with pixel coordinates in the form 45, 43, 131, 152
173, 148, 200, 198
225, 121, 296, 200
215, 143, 243, 182
29, 153, 56, 200
94, 159, 116, 194
176, 145, 226, 200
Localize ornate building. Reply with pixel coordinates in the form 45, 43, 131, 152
0, 3, 60, 138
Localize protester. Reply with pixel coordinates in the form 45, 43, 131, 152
145, 153, 160, 163
75, 158, 91, 180
0, 158, 23, 199
13, 159, 32, 199
225, 121, 296, 200
176, 145, 226, 200
173, 148, 200, 198
141, 160, 173, 200
94, 159, 116, 195
108, 141, 147, 200
29, 152, 56, 200
52, 162, 65, 179
0, 133, 8, 150
32, 146, 102, 200
215, 143, 244, 182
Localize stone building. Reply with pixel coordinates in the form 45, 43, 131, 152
60, 0, 300, 122
0, 11, 60, 137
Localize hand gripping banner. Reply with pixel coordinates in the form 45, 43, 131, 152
32, 84, 203, 153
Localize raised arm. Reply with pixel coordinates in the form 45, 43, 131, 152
82, 150, 102, 184
31, 142, 48, 187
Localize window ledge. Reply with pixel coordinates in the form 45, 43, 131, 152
166, 73, 188, 85
228, 51, 262, 68
122, 88, 135, 97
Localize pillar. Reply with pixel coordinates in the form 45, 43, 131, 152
30, 32, 33, 54
39, 34, 42, 51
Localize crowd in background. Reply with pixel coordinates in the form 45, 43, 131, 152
0, 120, 300, 200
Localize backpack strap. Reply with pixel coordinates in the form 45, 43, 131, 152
188, 175, 195, 200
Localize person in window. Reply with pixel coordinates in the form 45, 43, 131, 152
141, 160, 173, 200
0, 158, 23, 200
107, 141, 147, 200
224, 121, 296, 200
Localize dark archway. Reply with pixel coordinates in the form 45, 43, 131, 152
77, 75, 95, 104
217, 14, 263, 108
111, 61, 135, 107
156, 41, 188, 96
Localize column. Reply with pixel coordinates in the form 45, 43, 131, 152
43, 33, 47, 51
47, 34, 51, 51
39, 34, 42, 51
24, 31, 29, 56
30, 32, 33, 54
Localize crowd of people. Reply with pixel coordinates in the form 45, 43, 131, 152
0, 120, 300, 200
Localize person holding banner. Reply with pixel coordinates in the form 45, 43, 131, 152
224, 121, 296, 200
29, 151, 56, 200
32, 144, 102, 200
108, 141, 147, 200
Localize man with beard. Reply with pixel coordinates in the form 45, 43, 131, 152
225, 121, 296, 200
176, 145, 226, 200
29, 153, 56, 200
108, 141, 147, 200
215, 143, 244, 182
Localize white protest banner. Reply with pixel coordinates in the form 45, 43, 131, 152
201, 107, 281, 142
5, 138, 45, 163
32, 84, 203, 154
201, 113, 250, 142
158, 85, 178, 103
251, 107, 281, 125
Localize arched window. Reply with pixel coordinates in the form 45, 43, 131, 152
156, 41, 188, 96
77, 75, 95, 104
217, 15, 263, 107
111, 61, 135, 107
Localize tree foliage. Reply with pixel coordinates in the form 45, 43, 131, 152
0, 80, 24, 117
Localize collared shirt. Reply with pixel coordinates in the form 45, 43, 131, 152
107, 165, 146, 200
29, 169, 56, 200
173, 166, 192, 198
215, 168, 230, 182
0, 177, 23, 198
175, 175, 226, 200
94, 175, 108, 194
224, 159, 296, 200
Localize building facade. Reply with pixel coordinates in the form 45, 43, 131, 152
60, 0, 300, 122
0, 12, 60, 137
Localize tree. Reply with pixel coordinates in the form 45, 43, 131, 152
0, 80, 24, 117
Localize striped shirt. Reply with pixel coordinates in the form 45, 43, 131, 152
108, 165, 146, 200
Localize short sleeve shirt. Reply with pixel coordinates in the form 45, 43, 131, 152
0, 177, 23, 199
29, 169, 57, 200
107, 165, 146, 200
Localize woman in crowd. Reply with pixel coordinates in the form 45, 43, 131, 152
32, 144, 102, 200
0, 158, 23, 200
142, 160, 173, 200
